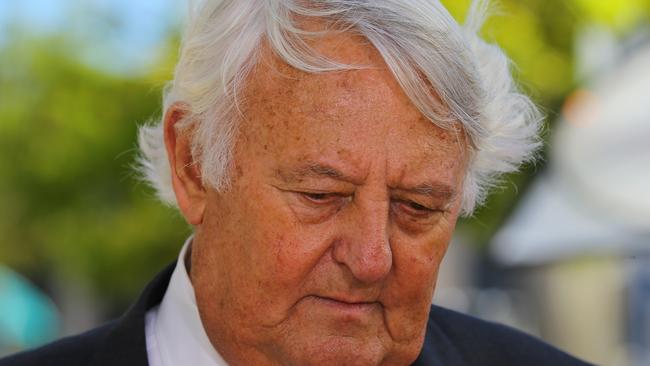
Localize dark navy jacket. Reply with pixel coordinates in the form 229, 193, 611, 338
0, 264, 594, 366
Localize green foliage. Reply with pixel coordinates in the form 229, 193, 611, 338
0, 34, 188, 308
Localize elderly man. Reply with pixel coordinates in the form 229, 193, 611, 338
1, 1, 592, 365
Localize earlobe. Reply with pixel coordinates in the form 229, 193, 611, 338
164, 103, 206, 225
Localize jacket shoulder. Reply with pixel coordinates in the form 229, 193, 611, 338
424, 305, 594, 366
0, 321, 117, 366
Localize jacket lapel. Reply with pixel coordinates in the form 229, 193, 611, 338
411, 308, 467, 366
91, 263, 175, 366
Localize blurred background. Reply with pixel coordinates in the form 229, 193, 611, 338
0, 0, 648, 365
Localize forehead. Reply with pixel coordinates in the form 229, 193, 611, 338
238, 32, 467, 183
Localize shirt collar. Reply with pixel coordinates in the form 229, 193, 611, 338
147, 237, 229, 366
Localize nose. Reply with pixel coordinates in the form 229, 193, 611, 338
332, 200, 393, 284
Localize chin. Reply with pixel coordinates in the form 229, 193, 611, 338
280, 335, 387, 366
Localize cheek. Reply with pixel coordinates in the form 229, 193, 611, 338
261, 229, 341, 297
194, 194, 333, 333
388, 229, 453, 309
401, 244, 447, 295
235, 189, 334, 302
256, 232, 310, 290
377, 240, 448, 344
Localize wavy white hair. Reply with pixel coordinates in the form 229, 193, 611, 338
138, 0, 542, 216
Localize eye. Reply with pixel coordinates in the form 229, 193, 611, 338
298, 192, 347, 206
394, 199, 440, 218
406, 201, 431, 212
302, 192, 332, 202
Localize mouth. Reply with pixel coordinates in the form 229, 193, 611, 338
310, 295, 380, 316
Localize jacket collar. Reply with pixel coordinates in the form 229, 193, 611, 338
91, 263, 175, 366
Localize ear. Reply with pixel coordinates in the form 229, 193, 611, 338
164, 103, 206, 225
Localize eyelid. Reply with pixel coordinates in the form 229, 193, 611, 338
407, 201, 432, 211
302, 192, 336, 201
393, 199, 444, 219
297, 191, 350, 204
393, 198, 431, 210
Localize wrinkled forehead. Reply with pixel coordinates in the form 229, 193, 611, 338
235, 31, 468, 181
243, 30, 468, 150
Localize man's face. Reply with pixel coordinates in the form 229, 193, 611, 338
189, 34, 468, 366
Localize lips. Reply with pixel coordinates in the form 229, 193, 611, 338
311, 295, 380, 315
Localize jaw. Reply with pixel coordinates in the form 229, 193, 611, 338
254, 304, 426, 366
267, 335, 388, 366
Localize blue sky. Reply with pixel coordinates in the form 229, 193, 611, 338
0, 0, 183, 73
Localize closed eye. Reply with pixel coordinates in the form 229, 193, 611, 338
298, 192, 349, 206
302, 192, 333, 202
394, 199, 441, 219
405, 201, 431, 212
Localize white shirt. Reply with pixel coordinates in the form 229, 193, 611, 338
145, 238, 229, 366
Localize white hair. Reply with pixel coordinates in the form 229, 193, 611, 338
138, 0, 542, 216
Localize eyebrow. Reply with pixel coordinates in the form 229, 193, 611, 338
277, 162, 457, 200
276, 162, 363, 185
401, 183, 457, 202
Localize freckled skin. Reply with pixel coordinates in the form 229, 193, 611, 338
174, 32, 469, 366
